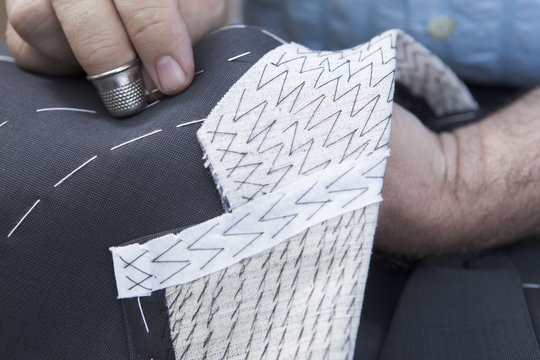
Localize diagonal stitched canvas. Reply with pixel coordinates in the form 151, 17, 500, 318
153, 29, 477, 360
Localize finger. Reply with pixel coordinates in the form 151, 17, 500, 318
5, 22, 80, 75
113, 0, 194, 95
7, 0, 78, 68
51, 0, 136, 76
178, 0, 227, 44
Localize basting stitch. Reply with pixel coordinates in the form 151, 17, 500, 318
0, 56, 15, 63
7, 199, 41, 238
228, 51, 251, 62
36, 107, 96, 114
137, 297, 150, 334
144, 100, 160, 110
176, 119, 205, 128
110, 129, 162, 151
53, 155, 97, 188
260, 29, 288, 45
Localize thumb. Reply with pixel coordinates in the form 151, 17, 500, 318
113, 0, 195, 95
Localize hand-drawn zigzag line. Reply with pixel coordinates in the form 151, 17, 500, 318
110, 154, 386, 298
160, 29, 480, 360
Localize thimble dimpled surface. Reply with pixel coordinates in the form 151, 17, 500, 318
89, 60, 147, 117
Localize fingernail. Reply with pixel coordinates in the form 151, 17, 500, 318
156, 56, 186, 93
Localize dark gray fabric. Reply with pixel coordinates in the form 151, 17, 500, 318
354, 254, 412, 360
379, 250, 540, 360
122, 291, 175, 360
0, 26, 282, 360
508, 239, 540, 346
3, 24, 540, 360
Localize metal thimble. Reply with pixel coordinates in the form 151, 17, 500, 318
87, 59, 147, 118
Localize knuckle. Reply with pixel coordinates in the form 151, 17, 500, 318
8, 0, 44, 35
4, 27, 21, 57
5, 28, 28, 65
76, 31, 126, 68
125, 6, 170, 43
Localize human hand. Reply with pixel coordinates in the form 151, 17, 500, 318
378, 92, 540, 256
5, 0, 226, 95
376, 104, 462, 256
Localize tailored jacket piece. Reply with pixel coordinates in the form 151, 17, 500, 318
0, 26, 278, 360
107, 26, 475, 359
4, 25, 538, 360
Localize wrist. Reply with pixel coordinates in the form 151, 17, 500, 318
376, 106, 460, 255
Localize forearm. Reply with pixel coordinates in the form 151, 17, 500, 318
377, 87, 540, 255
444, 86, 540, 251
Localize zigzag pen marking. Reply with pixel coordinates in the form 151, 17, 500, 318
159, 262, 191, 285
121, 250, 149, 268
294, 181, 331, 220
118, 254, 152, 277
223, 213, 264, 257
126, 275, 152, 291
187, 223, 224, 271
258, 194, 298, 238
151, 239, 191, 285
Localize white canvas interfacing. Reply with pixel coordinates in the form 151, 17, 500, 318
110, 156, 387, 298
110, 28, 477, 359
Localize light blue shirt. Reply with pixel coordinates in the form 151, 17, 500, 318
245, 0, 540, 86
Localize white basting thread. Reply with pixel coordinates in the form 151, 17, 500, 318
144, 100, 160, 110
36, 108, 96, 114
0, 56, 15, 63
36, 107, 97, 114
227, 52, 251, 62
110, 129, 162, 151
260, 29, 288, 44
176, 119, 205, 128
53, 156, 98, 188
137, 297, 150, 334
7, 199, 41, 238
194, 70, 205, 76
208, 24, 247, 37
523, 283, 540, 289
0, 121, 8, 128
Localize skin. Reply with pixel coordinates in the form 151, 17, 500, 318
379, 93, 540, 256
5, 1, 540, 256
5, 0, 227, 93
